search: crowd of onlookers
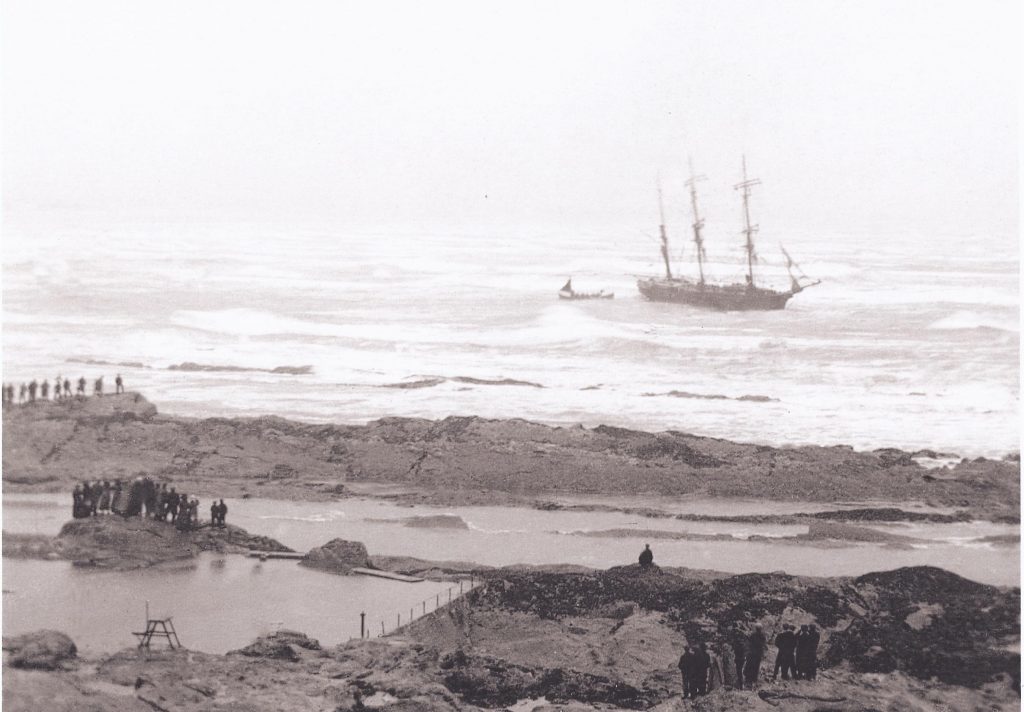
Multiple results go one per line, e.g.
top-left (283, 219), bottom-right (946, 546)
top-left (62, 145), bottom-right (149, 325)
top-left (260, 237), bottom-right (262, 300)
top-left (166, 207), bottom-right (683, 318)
top-left (71, 478), bottom-right (227, 532)
top-left (3, 374), bottom-right (125, 404)
top-left (641, 545), bottom-right (820, 696)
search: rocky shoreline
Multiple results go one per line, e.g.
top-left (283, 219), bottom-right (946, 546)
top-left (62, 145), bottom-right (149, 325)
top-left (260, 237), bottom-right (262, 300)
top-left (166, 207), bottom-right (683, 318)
top-left (2, 393), bottom-right (1019, 520)
top-left (4, 563), bottom-right (1019, 711)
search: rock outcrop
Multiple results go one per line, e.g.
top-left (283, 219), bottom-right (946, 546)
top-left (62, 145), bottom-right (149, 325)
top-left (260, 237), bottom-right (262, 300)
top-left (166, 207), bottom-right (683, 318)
top-left (2, 394), bottom-right (1018, 518)
top-left (44, 515), bottom-right (291, 569)
top-left (228, 630), bottom-right (321, 661)
top-left (299, 538), bottom-right (371, 574)
top-left (2, 630), bottom-right (77, 670)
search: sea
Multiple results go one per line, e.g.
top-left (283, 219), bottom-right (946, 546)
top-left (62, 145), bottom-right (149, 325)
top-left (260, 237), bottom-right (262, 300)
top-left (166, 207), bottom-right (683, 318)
top-left (2, 215), bottom-right (1018, 458)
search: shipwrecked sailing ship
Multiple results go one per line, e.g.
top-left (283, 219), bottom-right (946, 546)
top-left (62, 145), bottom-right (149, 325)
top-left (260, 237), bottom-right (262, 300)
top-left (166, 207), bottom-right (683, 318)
top-left (637, 158), bottom-right (819, 311)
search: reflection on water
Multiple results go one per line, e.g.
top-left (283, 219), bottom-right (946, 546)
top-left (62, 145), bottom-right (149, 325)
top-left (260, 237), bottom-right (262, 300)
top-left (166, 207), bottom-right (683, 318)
top-left (2, 556), bottom-right (454, 654)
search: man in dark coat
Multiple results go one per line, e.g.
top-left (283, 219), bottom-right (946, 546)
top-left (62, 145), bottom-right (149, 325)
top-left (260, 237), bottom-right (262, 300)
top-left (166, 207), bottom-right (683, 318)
top-left (638, 544), bottom-right (653, 567)
top-left (217, 499), bottom-right (228, 527)
top-left (693, 642), bottom-right (711, 695)
top-left (796, 625), bottom-right (820, 680)
top-left (772, 624), bottom-right (798, 680)
top-left (678, 645), bottom-right (696, 699)
top-left (743, 625), bottom-right (767, 689)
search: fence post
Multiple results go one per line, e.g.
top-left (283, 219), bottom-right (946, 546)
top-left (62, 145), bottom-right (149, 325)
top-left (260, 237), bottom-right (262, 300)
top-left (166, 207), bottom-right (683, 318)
top-left (360, 612), bottom-right (365, 639)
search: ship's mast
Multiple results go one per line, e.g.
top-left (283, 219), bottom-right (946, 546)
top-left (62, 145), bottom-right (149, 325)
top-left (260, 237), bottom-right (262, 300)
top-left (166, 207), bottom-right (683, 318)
top-left (657, 182), bottom-right (673, 280)
top-left (686, 158), bottom-right (707, 286)
top-left (734, 155), bottom-right (760, 288)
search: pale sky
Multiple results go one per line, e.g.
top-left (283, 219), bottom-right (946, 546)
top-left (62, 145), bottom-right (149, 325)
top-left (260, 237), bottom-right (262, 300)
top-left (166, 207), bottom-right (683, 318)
top-left (2, 0), bottom-right (1019, 237)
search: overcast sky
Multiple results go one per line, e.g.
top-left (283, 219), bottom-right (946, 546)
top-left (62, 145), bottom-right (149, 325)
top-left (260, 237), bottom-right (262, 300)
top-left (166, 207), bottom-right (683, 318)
top-left (2, 0), bottom-right (1019, 237)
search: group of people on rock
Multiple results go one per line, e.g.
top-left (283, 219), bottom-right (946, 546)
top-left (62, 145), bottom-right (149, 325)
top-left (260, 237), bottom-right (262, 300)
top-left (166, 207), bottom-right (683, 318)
top-left (770, 623), bottom-right (821, 682)
top-left (677, 622), bottom-right (820, 697)
top-left (3, 374), bottom-right (125, 405)
top-left (639, 545), bottom-right (821, 696)
top-left (70, 480), bottom-right (227, 532)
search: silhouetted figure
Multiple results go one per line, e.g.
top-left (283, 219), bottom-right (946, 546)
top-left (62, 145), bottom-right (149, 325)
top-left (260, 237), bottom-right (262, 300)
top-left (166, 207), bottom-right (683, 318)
top-left (678, 646), bottom-right (696, 699)
top-left (793, 625), bottom-right (808, 678)
top-left (796, 625), bottom-right (819, 680)
top-left (98, 481), bottom-right (112, 514)
top-left (743, 625), bottom-right (767, 689)
top-left (218, 499), bottom-right (227, 527)
top-left (28, 380), bottom-right (37, 401)
top-left (63, 379), bottom-right (71, 397)
top-left (638, 543), bottom-right (653, 567)
top-left (772, 624), bottom-right (798, 680)
top-left (707, 643), bottom-right (726, 691)
top-left (54, 376), bottom-right (63, 399)
top-left (732, 630), bottom-right (747, 688)
top-left (111, 480), bottom-right (125, 516)
top-left (41, 380), bottom-right (50, 400)
top-left (693, 643), bottom-right (711, 696)
top-left (210, 501), bottom-right (218, 525)
top-left (77, 377), bottom-right (86, 395)
top-left (115, 373), bottom-right (124, 394)
top-left (19, 383), bottom-right (27, 403)
top-left (168, 488), bottom-right (179, 522)
top-left (94, 376), bottom-right (104, 396)
top-left (72, 484), bottom-right (84, 518)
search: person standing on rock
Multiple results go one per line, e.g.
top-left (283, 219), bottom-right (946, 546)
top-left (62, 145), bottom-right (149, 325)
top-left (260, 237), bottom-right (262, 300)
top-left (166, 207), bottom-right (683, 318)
top-left (218, 499), bottom-right (228, 527)
top-left (772, 624), bottom-right (798, 681)
top-left (693, 642), bottom-right (711, 695)
top-left (63, 378), bottom-right (71, 398)
top-left (41, 380), bottom-right (50, 400)
top-left (706, 642), bottom-right (726, 692)
top-left (638, 543), bottom-right (653, 567)
top-left (796, 625), bottom-right (820, 680)
top-left (678, 645), bottom-right (696, 699)
top-left (94, 376), bottom-right (103, 396)
top-left (19, 383), bottom-right (27, 403)
top-left (115, 373), bottom-right (124, 394)
top-left (77, 377), bottom-right (86, 395)
top-left (98, 481), bottom-right (112, 514)
top-left (54, 375), bottom-right (63, 399)
top-left (28, 380), bottom-right (37, 402)
top-left (743, 625), bottom-right (767, 689)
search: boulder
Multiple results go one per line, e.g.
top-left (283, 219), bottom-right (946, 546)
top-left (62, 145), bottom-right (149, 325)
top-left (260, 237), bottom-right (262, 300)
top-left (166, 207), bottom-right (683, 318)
top-left (228, 630), bottom-right (320, 661)
top-left (300, 538), bottom-right (371, 574)
top-left (3, 630), bottom-right (77, 669)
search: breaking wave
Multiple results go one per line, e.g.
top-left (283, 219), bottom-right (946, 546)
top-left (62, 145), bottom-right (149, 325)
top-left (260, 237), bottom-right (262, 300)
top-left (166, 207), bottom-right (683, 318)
top-left (928, 310), bottom-right (1019, 333)
top-left (642, 390), bottom-right (778, 403)
top-left (167, 362), bottom-right (313, 375)
top-left (379, 375), bottom-right (544, 389)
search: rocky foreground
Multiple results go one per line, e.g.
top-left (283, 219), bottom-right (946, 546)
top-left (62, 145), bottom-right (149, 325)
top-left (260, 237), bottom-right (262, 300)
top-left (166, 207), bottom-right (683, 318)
top-left (2, 394), bottom-right (1019, 519)
top-left (3, 564), bottom-right (1019, 711)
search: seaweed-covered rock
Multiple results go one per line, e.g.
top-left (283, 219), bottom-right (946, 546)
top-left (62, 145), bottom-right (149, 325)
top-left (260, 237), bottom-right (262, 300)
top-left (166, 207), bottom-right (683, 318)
top-left (3, 630), bottom-right (77, 670)
top-left (228, 630), bottom-right (319, 661)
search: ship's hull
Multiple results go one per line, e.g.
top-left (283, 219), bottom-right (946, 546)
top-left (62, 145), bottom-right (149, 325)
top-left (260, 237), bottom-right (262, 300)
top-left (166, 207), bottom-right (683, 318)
top-left (637, 277), bottom-right (794, 311)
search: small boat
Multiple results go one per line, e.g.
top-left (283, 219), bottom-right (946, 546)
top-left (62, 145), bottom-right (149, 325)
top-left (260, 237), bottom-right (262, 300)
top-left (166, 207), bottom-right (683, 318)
top-left (558, 278), bottom-right (614, 300)
top-left (637, 157), bottom-right (819, 311)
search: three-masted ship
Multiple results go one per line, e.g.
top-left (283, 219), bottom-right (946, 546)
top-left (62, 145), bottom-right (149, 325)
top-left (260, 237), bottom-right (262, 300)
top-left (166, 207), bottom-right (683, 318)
top-left (637, 158), bottom-right (818, 311)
